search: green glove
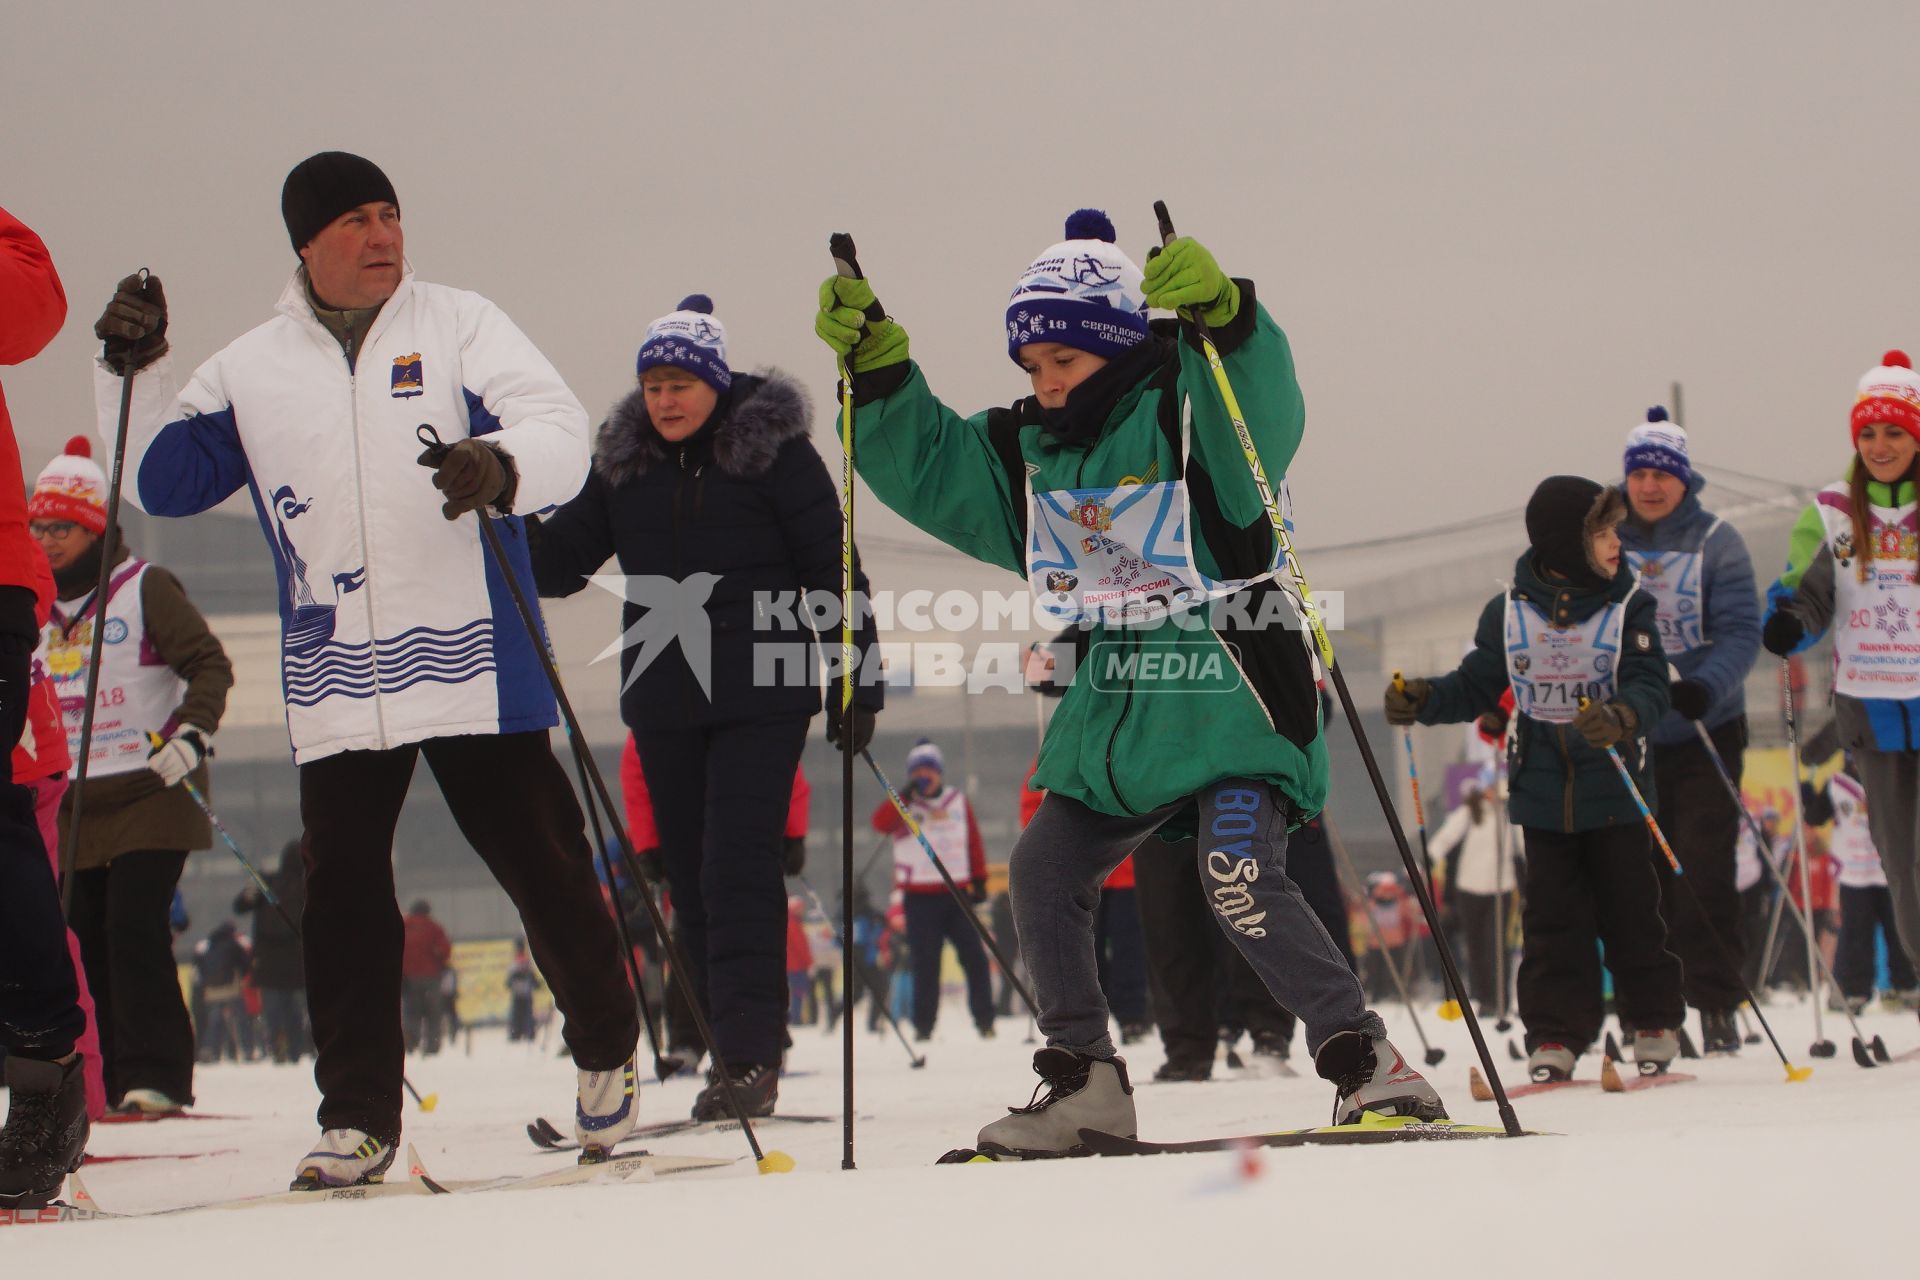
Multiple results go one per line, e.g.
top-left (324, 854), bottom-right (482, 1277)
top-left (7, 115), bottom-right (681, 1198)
top-left (815, 276), bottom-right (910, 374)
top-left (1142, 237), bottom-right (1239, 327)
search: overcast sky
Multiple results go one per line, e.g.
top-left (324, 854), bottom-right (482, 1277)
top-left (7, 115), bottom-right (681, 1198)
top-left (5, 0), bottom-right (1915, 579)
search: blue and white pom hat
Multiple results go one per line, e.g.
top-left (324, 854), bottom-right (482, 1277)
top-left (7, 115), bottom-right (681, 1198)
top-left (636, 294), bottom-right (731, 392)
top-left (906, 739), bottom-right (945, 775)
top-left (1005, 209), bottom-right (1148, 364)
top-left (1623, 406), bottom-right (1691, 486)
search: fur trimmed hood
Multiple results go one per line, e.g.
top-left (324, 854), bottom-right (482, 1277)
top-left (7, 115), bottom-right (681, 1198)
top-left (594, 368), bottom-right (812, 486)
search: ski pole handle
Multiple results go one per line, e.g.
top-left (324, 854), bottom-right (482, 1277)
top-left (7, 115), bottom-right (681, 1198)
top-left (828, 233), bottom-right (886, 324)
top-left (1152, 200), bottom-right (1178, 249)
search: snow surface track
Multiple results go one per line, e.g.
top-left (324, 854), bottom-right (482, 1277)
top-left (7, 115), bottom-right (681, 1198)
top-left (6, 998), bottom-right (1911, 1277)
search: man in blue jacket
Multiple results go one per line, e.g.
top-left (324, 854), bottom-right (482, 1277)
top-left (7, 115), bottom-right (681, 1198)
top-left (1617, 410), bottom-right (1761, 1054)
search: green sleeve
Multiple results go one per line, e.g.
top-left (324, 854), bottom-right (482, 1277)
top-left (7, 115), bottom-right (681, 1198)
top-left (1776, 500), bottom-right (1826, 592)
top-left (1175, 298), bottom-right (1306, 533)
top-left (851, 362), bottom-right (1025, 574)
top-left (1420, 596), bottom-right (1511, 725)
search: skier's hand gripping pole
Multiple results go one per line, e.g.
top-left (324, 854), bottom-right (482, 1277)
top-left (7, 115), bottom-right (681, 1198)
top-left (415, 425), bottom-right (792, 1173)
top-left (1153, 201), bottom-right (1517, 1132)
top-left (1578, 698), bottom-right (1812, 1084)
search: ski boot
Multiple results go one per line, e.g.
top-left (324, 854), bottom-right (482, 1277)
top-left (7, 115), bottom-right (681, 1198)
top-left (0, 1055), bottom-right (89, 1210)
top-left (690, 1062), bottom-right (778, 1121)
top-left (1630, 1028), bottom-right (1678, 1076)
top-left (970, 1048), bottom-right (1135, 1159)
top-left (1527, 1043), bottom-right (1575, 1083)
top-left (109, 1087), bottom-right (187, 1119)
top-left (290, 1129), bottom-right (396, 1190)
top-left (1153, 1051), bottom-right (1213, 1083)
top-left (1248, 1030), bottom-right (1297, 1078)
top-left (574, 1056), bottom-right (637, 1162)
top-left (1700, 1009), bottom-right (1741, 1056)
top-left (1885, 988), bottom-right (1920, 1013)
top-left (663, 1044), bottom-right (704, 1078)
top-left (1118, 1021), bottom-right (1153, 1046)
top-left (1317, 1032), bottom-right (1448, 1124)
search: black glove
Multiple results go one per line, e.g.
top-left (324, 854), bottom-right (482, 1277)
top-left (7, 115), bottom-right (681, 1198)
top-left (781, 835), bottom-right (806, 877)
top-left (967, 879), bottom-right (988, 906)
top-left (1475, 707), bottom-right (1510, 740)
top-left (1668, 679), bottom-right (1711, 722)
top-left (1383, 677), bottom-right (1431, 727)
top-left (94, 272), bottom-right (169, 375)
top-left (1762, 610), bottom-right (1805, 657)
top-left (826, 704), bottom-right (876, 755)
top-left (1572, 699), bottom-right (1637, 749)
top-left (417, 438), bottom-right (516, 520)
top-left (633, 846), bottom-right (665, 886)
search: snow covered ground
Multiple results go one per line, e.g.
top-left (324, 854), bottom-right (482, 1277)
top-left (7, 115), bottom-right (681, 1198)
top-left (7, 996), bottom-right (1913, 1277)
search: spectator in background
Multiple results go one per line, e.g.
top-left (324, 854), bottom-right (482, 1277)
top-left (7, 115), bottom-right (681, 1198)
top-left (1428, 784), bottom-right (1519, 1010)
top-left (506, 938), bottom-right (541, 1042)
top-left (785, 898), bottom-right (813, 1024)
top-left (193, 921), bottom-right (251, 1063)
top-left (234, 839), bottom-right (308, 1063)
top-left (400, 900), bottom-right (451, 1056)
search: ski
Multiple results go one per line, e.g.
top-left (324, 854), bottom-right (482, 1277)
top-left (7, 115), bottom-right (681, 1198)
top-left (526, 1112), bottom-right (832, 1154)
top-left (424, 1148), bottom-right (735, 1194)
top-left (1072, 1113), bottom-right (1536, 1156)
top-left (1469, 1067), bottom-right (1595, 1101)
top-left (95, 1110), bottom-right (245, 1125)
top-left (83, 1149), bottom-right (239, 1164)
top-left (1598, 1060), bottom-right (1697, 1093)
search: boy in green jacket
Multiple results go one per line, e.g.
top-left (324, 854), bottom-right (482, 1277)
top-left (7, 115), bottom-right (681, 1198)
top-left (816, 209), bottom-right (1443, 1156)
top-left (1387, 477), bottom-right (1685, 1083)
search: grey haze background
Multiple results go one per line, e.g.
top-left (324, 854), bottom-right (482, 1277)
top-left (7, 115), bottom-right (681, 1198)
top-left (2, 2), bottom-right (1914, 940)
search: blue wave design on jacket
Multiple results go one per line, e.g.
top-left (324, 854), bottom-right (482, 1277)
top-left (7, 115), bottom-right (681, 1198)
top-left (283, 620), bottom-right (496, 707)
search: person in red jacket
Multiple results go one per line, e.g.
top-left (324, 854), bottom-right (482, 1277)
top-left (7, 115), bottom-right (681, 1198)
top-left (785, 897), bottom-right (814, 1024)
top-left (0, 204), bottom-right (93, 1210)
top-left (400, 900), bottom-right (453, 1055)
top-left (874, 739), bottom-right (994, 1040)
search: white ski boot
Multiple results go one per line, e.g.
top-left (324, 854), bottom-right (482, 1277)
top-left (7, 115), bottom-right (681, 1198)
top-left (1317, 1032), bottom-right (1448, 1124)
top-left (1527, 1043), bottom-right (1576, 1083)
top-left (575, 1057), bottom-right (638, 1158)
top-left (973, 1048), bottom-right (1135, 1159)
top-left (109, 1087), bottom-right (186, 1118)
top-left (291, 1128), bottom-right (396, 1190)
top-left (1630, 1028), bottom-right (1678, 1076)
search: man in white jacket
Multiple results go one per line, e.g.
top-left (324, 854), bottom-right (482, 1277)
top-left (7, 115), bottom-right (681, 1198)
top-left (89, 152), bottom-right (639, 1186)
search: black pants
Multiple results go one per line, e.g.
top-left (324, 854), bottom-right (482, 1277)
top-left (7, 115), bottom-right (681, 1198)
top-left (634, 715), bottom-right (808, 1068)
top-left (1451, 891), bottom-right (1502, 1007)
top-left (401, 975), bottom-right (444, 1054)
top-left (1835, 884), bottom-right (1919, 998)
top-left (0, 637), bottom-right (82, 1061)
top-left (1651, 718), bottom-right (1747, 1011)
top-left (1135, 822), bottom-right (1354, 1060)
top-left (301, 732), bottom-right (637, 1138)
top-left (903, 892), bottom-right (995, 1035)
top-left (1517, 825), bottom-right (1685, 1054)
top-left (69, 849), bottom-right (194, 1104)
top-left (1094, 886), bottom-right (1148, 1025)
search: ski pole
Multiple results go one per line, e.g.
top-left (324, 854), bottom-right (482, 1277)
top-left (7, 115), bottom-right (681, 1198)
top-left (1153, 200), bottom-right (1515, 1133)
top-left (1581, 700), bottom-right (1811, 1082)
top-left (564, 728), bottom-right (675, 1082)
top-left (829, 229), bottom-right (882, 1173)
top-left (1324, 815), bottom-right (1444, 1066)
top-left (1394, 673), bottom-right (1458, 1021)
top-left (415, 426), bottom-right (790, 1175)
top-left (1780, 662), bottom-right (1837, 1059)
top-left (1688, 717), bottom-right (1885, 1064)
top-left (153, 734), bottom-right (441, 1111)
top-left (860, 749), bottom-right (1039, 1019)
top-left (60, 273), bottom-right (146, 915)
top-left (794, 876), bottom-right (925, 1069)
top-left (1491, 773), bottom-right (1513, 1032)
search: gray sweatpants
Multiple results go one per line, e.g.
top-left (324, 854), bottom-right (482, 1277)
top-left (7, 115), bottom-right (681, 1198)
top-left (1012, 778), bottom-right (1384, 1060)
top-left (1853, 748), bottom-right (1920, 977)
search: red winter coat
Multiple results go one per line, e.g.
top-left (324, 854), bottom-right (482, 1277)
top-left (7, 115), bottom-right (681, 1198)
top-left (0, 206), bottom-right (66, 596)
top-left (401, 911), bottom-right (453, 978)
top-left (619, 733), bottom-right (809, 847)
top-left (786, 902), bottom-right (812, 973)
top-left (1019, 756), bottom-right (1131, 888)
top-left (13, 542), bottom-right (70, 784)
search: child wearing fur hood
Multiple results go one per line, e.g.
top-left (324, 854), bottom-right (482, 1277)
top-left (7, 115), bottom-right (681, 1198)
top-left (1387, 476), bottom-right (1684, 1084)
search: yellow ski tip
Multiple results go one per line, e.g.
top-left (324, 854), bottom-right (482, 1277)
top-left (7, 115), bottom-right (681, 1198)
top-left (1785, 1064), bottom-right (1813, 1083)
top-left (419, 1094), bottom-right (439, 1113)
top-left (756, 1150), bottom-right (796, 1174)
top-left (1468, 1067), bottom-right (1493, 1103)
top-left (1599, 1056), bottom-right (1626, 1092)
top-left (1437, 1000), bottom-right (1463, 1022)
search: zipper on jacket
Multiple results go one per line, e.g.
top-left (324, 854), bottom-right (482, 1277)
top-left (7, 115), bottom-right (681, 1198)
top-left (344, 368), bottom-right (388, 746)
top-left (1554, 724), bottom-right (1574, 832)
top-left (1103, 628), bottom-right (1139, 815)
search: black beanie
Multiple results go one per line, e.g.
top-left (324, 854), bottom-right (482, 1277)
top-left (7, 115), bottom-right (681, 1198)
top-left (281, 152), bottom-right (399, 252)
top-left (1526, 475), bottom-right (1621, 588)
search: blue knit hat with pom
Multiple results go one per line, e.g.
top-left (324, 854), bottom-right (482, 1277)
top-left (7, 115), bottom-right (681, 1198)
top-left (1005, 209), bottom-right (1148, 364)
top-left (1623, 406), bottom-right (1690, 485)
top-left (636, 294), bottom-right (731, 392)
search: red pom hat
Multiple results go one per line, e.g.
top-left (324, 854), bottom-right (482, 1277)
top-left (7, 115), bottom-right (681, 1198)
top-left (1852, 350), bottom-right (1920, 444)
top-left (28, 435), bottom-right (108, 535)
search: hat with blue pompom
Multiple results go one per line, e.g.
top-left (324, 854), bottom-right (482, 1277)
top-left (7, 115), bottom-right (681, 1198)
top-left (1623, 406), bottom-right (1690, 486)
top-left (1005, 209), bottom-right (1148, 364)
top-left (636, 294), bottom-right (731, 392)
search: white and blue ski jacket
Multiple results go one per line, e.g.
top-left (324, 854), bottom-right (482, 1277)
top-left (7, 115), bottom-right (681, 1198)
top-left (95, 266), bottom-right (588, 764)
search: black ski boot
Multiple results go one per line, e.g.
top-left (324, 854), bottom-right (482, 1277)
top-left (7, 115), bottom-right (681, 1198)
top-left (1700, 1009), bottom-right (1740, 1056)
top-left (0, 1055), bottom-right (88, 1210)
top-left (691, 1062), bottom-right (778, 1121)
